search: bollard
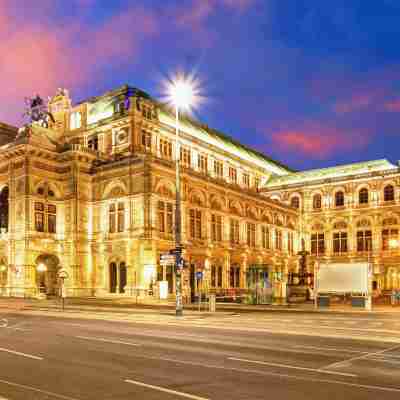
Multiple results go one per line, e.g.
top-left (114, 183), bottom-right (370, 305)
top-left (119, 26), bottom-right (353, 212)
top-left (209, 294), bottom-right (216, 312)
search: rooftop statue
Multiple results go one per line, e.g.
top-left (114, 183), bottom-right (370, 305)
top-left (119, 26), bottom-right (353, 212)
top-left (23, 94), bottom-right (55, 129)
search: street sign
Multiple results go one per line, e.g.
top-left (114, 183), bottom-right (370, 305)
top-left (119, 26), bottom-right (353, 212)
top-left (196, 271), bottom-right (203, 280)
top-left (160, 253), bottom-right (176, 265)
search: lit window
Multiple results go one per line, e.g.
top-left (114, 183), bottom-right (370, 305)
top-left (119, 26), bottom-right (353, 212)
top-left (313, 194), bottom-right (322, 209)
top-left (246, 222), bottom-right (256, 247)
top-left (211, 214), bottom-right (222, 242)
top-left (242, 173), bottom-right (250, 188)
top-left (290, 196), bottom-right (300, 209)
top-left (198, 154), bottom-right (208, 174)
top-left (230, 219), bottom-right (240, 244)
top-left (214, 160), bottom-right (224, 179)
top-left (335, 191), bottom-right (345, 207)
top-left (70, 112), bottom-right (82, 130)
top-left (117, 203), bottom-right (125, 232)
top-left (275, 229), bottom-right (282, 250)
top-left (357, 230), bottom-right (372, 252)
top-left (180, 147), bottom-right (191, 168)
top-left (359, 188), bottom-right (369, 204)
top-left (189, 209), bottom-right (202, 239)
top-left (261, 226), bottom-right (270, 249)
top-left (333, 231), bottom-right (347, 253)
top-left (159, 138), bottom-right (172, 159)
top-left (382, 229), bottom-right (398, 250)
top-left (230, 265), bottom-right (240, 288)
top-left (384, 185), bottom-right (395, 202)
top-left (141, 131), bottom-right (151, 150)
top-left (311, 233), bottom-right (325, 255)
top-left (229, 167), bottom-right (237, 184)
top-left (35, 202), bottom-right (56, 233)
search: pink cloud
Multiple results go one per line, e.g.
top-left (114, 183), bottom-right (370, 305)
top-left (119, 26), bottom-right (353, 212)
top-left (333, 94), bottom-right (375, 114)
top-left (384, 99), bottom-right (400, 112)
top-left (0, 5), bottom-right (159, 125)
top-left (268, 123), bottom-right (370, 159)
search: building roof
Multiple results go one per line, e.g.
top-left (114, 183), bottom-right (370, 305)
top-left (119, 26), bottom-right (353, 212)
top-left (77, 84), bottom-right (294, 175)
top-left (0, 122), bottom-right (18, 146)
top-left (265, 159), bottom-right (398, 188)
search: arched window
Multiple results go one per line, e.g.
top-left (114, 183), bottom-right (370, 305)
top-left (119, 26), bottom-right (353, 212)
top-left (359, 188), bottom-right (369, 204)
top-left (384, 185), bottom-right (395, 202)
top-left (290, 196), bottom-right (300, 209)
top-left (313, 194), bottom-right (322, 209)
top-left (335, 191), bottom-right (344, 207)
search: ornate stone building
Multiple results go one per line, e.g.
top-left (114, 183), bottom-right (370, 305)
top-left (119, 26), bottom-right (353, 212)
top-left (263, 160), bottom-right (400, 293)
top-left (0, 86), bottom-right (299, 299)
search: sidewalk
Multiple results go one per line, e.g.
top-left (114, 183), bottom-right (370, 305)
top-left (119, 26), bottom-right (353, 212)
top-left (1, 297), bottom-right (400, 316)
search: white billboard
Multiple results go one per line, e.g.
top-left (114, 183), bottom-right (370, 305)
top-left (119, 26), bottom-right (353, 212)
top-left (317, 263), bottom-right (369, 294)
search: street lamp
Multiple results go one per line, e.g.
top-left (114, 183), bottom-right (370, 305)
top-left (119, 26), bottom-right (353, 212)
top-left (165, 74), bottom-right (198, 317)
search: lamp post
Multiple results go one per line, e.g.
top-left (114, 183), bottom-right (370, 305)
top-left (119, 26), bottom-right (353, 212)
top-left (166, 76), bottom-right (196, 317)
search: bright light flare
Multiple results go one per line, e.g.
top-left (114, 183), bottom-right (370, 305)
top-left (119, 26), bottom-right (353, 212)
top-left (37, 263), bottom-right (47, 272)
top-left (389, 238), bottom-right (399, 249)
top-left (162, 72), bottom-right (203, 112)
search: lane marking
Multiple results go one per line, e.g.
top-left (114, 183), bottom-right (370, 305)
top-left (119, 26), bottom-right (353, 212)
top-left (75, 335), bottom-right (140, 347)
top-left (292, 345), bottom-right (369, 354)
top-left (124, 354), bottom-right (400, 393)
top-left (0, 347), bottom-right (43, 361)
top-left (322, 343), bottom-right (400, 371)
top-left (0, 319), bottom-right (7, 328)
top-left (125, 379), bottom-right (210, 400)
top-left (227, 357), bottom-right (357, 377)
top-left (0, 378), bottom-right (80, 400)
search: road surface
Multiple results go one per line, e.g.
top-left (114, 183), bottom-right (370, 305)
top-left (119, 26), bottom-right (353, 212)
top-left (0, 308), bottom-right (399, 399)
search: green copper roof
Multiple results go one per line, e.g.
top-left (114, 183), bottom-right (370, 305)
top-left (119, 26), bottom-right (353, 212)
top-left (265, 159), bottom-right (398, 188)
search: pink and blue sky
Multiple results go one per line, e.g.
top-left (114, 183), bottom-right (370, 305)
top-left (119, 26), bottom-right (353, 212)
top-left (1, 0), bottom-right (400, 170)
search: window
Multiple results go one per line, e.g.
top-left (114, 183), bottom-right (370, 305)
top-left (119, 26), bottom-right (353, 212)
top-left (141, 131), bottom-right (151, 150)
top-left (335, 191), bottom-right (345, 207)
top-left (117, 203), bottom-right (125, 232)
top-left (160, 138), bottom-right (172, 159)
top-left (288, 232), bottom-right (294, 255)
top-left (230, 265), bottom-right (240, 288)
top-left (290, 196), bottom-right (300, 209)
top-left (229, 167), bottom-right (237, 184)
top-left (211, 214), bottom-right (223, 242)
top-left (158, 201), bottom-right (173, 234)
top-left (70, 112), bottom-right (82, 130)
top-left (109, 202), bottom-right (124, 233)
top-left (189, 209), bottom-right (202, 239)
top-left (35, 202), bottom-right (56, 233)
top-left (109, 204), bottom-right (116, 233)
top-left (180, 147), bottom-right (191, 168)
top-left (384, 185), bottom-right (395, 202)
top-left (246, 222), bottom-right (256, 247)
top-left (198, 154), bottom-right (208, 174)
top-left (37, 187), bottom-right (44, 196)
top-left (211, 265), bottom-right (223, 288)
top-left (359, 188), bottom-right (369, 204)
top-left (357, 230), bottom-right (372, 252)
top-left (230, 219), bottom-right (240, 244)
top-left (35, 202), bottom-right (44, 232)
top-left (261, 226), bottom-right (270, 249)
top-left (333, 232), bottom-right (348, 253)
top-left (87, 136), bottom-right (98, 151)
top-left (313, 194), bottom-right (322, 210)
top-left (382, 229), bottom-right (399, 250)
top-left (311, 233), bottom-right (325, 255)
top-left (275, 229), bottom-right (282, 250)
top-left (214, 160), bottom-right (224, 179)
top-left (242, 173), bottom-right (250, 188)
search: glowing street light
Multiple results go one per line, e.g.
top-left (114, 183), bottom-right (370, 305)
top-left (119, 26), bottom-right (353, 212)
top-left (37, 263), bottom-right (47, 273)
top-left (389, 238), bottom-right (399, 250)
top-left (164, 73), bottom-right (200, 317)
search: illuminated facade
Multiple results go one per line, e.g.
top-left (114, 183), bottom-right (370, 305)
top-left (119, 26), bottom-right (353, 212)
top-left (263, 160), bottom-right (400, 293)
top-left (0, 86), bottom-right (299, 298)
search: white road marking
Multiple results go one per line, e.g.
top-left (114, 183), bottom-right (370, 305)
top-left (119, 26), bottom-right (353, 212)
top-left (0, 378), bottom-right (80, 400)
top-left (126, 353), bottom-right (400, 393)
top-left (75, 335), bottom-right (140, 347)
top-left (292, 344), bottom-right (369, 354)
top-left (0, 347), bottom-right (43, 361)
top-left (322, 343), bottom-right (400, 370)
top-left (125, 379), bottom-right (210, 400)
top-left (228, 357), bottom-right (357, 377)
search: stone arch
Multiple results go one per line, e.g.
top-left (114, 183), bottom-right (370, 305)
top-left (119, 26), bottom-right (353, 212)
top-left (33, 181), bottom-right (62, 198)
top-left (228, 199), bottom-right (243, 216)
top-left (103, 180), bottom-right (128, 199)
top-left (246, 205), bottom-right (258, 220)
top-left (35, 253), bottom-right (61, 296)
top-left (189, 189), bottom-right (206, 207)
top-left (261, 210), bottom-right (272, 223)
top-left (154, 179), bottom-right (176, 200)
top-left (209, 194), bottom-right (225, 211)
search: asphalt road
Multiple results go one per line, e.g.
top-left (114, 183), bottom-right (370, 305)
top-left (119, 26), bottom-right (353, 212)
top-left (0, 309), bottom-right (400, 399)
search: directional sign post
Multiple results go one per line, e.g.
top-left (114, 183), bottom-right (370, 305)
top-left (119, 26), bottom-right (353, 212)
top-left (57, 268), bottom-right (69, 311)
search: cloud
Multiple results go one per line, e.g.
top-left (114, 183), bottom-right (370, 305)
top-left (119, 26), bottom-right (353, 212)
top-left (268, 123), bottom-right (370, 159)
top-left (0, 4), bottom-right (159, 125)
top-left (333, 94), bottom-right (375, 114)
top-left (384, 99), bottom-right (400, 112)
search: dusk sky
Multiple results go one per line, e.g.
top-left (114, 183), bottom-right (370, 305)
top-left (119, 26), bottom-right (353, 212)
top-left (1, 0), bottom-right (400, 171)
